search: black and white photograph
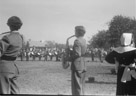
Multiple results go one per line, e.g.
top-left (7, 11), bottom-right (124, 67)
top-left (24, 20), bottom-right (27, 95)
top-left (0, 0), bottom-right (135, 95)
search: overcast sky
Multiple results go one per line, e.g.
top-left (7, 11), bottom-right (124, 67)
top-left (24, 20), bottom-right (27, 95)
top-left (0, 0), bottom-right (135, 44)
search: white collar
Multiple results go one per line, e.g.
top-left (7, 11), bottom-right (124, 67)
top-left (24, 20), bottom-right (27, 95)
top-left (113, 46), bottom-right (136, 53)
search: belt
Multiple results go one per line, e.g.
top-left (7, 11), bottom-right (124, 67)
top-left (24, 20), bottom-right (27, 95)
top-left (1, 55), bottom-right (16, 61)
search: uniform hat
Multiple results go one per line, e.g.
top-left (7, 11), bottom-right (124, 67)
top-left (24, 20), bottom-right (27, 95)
top-left (75, 26), bottom-right (86, 33)
top-left (7, 16), bottom-right (22, 26)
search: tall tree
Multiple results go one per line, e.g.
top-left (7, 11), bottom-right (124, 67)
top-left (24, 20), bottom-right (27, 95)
top-left (88, 15), bottom-right (136, 49)
top-left (88, 30), bottom-right (108, 49)
top-left (108, 15), bottom-right (136, 47)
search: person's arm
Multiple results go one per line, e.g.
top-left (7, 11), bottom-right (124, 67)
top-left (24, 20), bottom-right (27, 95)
top-left (70, 39), bottom-right (81, 61)
top-left (105, 51), bottom-right (116, 64)
top-left (0, 35), bottom-right (10, 57)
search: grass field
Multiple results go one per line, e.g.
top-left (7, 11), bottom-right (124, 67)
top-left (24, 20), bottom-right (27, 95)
top-left (16, 57), bottom-right (116, 95)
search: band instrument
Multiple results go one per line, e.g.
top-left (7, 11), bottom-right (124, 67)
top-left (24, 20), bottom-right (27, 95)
top-left (62, 35), bottom-right (75, 69)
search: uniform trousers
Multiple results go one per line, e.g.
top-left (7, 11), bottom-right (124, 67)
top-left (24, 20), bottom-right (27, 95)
top-left (0, 73), bottom-right (19, 94)
top-left (0, 60), bottom-right (19, 94)
top-left (71, 70), bottom-right (86, 95)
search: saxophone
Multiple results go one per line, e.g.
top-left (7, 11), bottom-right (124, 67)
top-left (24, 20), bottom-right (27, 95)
top-left (62, 35), bottom-right (75, 69)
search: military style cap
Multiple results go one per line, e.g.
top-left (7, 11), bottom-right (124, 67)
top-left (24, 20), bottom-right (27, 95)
top-left (75, 26), bottom-right (86, 33)
top-left (7, 16), bottom-right (23, 26)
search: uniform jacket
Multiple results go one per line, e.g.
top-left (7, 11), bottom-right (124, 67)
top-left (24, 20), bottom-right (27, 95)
top-left (0, 31), bottom-right (24, 74)
top-left (71, 37), bottom-right (87, 71)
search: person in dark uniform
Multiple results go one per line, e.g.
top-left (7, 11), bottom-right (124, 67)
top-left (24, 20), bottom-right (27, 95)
top-left (70, 26), bottom-right (87, 95)
top-left (25, 48), bottom-right (29, 61)
top-left (0, 16), bottom-right (24, 94)
top-left (38, 49), bottom-right (42, 61)
top-left (32, 46), bottom-right (36, 61)
top-left (43, 48), bottom-right (48, 61)
top-left (90, 48), bottom-right (95, 62)
top-left (105, 33), bottom-right (136, 95)
top-left (48, 49), bottom-right (53, 61)
top-left (20, 49), bottom-right (25, 61)
top-left (97, 48), bottom-right (102, 62)
top-left (54, 49), bottom-right (60, 61)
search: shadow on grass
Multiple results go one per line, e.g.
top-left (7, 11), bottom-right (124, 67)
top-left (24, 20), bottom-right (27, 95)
top-left (97, 72), bottom-right (117, 75)
top-left (68, 79), bottom-right (116, 84)
top-left (86, 80), bottom-right (116, 84)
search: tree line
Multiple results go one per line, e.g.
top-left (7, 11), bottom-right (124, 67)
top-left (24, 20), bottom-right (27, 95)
top-left (25, 15), bottom-right (136, 51)
top-left (88, 15), bottom-right (136, 50)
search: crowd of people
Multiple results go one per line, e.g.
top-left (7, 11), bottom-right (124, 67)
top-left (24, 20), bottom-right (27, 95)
top-left (18, 46), bottom-right (109, 64)
top-left (88, 48), bottom-right (108, 63)
top-left (0, 16), bottom-right (89, 95)
top-left (19, 47), bottom-right (63, 61)
top-left (0, 15), bottom-right (136, 96)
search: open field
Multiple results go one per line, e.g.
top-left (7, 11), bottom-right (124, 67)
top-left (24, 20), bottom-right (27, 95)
top-left (16, 57), bottom-right (116, 95)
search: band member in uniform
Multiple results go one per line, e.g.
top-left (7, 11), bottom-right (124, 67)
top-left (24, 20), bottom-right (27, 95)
top-left (44, 47), bottom-right (48, 61)
top-left (32, 46), bottom-right (36, 61)
top-left (38, 49), bottom-right (42, 61)
top-left (90, 48), bottom-right (95, 62)
top-left (25, 48), bottom-right (29, 61)
top-left (0, 16), bottom-right (24, 94)
top-left (98, 48), bottom-right (103, 63)
top-left (20, 49), bottom-right (25, 61)
top-left (70, 26), bottom-right (87, 95)
top-left (48, 49), bottom-right (53, 61)
top-left (54, 49), bottom-right (60, 61)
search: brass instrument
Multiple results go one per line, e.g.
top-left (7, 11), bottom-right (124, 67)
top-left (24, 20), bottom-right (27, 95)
top-left (62, 35), bottom-right (75, 69)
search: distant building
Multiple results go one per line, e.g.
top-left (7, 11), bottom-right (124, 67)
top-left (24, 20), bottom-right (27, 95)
top-left (28, 40), bottom-right (47, 49)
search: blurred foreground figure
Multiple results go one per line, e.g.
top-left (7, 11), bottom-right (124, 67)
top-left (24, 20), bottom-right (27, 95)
top-left (0, 16), bottom-right (25, 94)
top-left (105, 33), bottom-right (136, 95)
top-left (70, 26), bottom-right (87, 95)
